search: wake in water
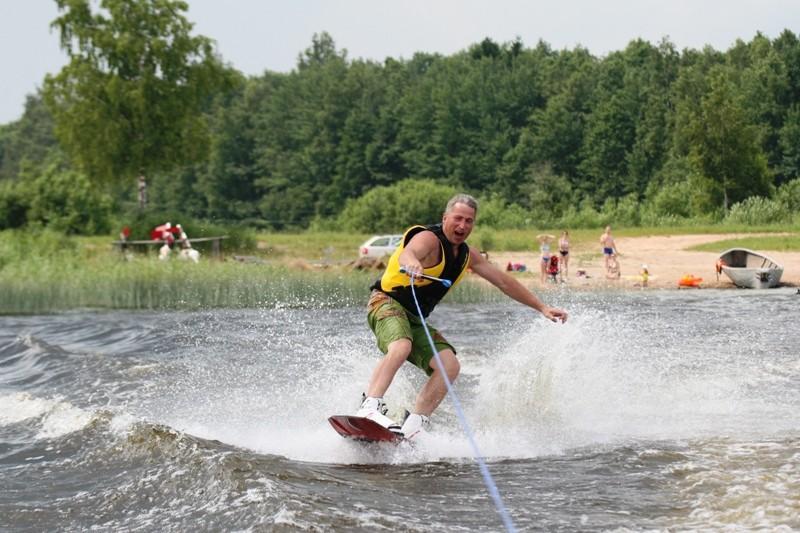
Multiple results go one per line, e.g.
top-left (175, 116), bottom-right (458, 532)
top-left (1, 292), bottom-right (799, 531)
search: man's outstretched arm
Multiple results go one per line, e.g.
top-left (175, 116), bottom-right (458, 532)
top-left (468, 248), bottom-right (568, 323)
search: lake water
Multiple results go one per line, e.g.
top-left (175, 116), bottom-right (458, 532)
top-left (1, 289), bottom-right (798, 531)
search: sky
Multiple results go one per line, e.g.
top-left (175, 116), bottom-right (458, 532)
top-left (1, 0), bottom-right (799, 124)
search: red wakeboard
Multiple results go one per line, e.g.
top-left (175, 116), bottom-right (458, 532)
top-left (328, 415), bottom-right (402, 443)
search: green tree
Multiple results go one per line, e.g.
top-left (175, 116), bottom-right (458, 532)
top-left (0, 93), bottom-right (61, 182)
top-left (517, 164), bottom-right (575, 225)
top-left (779, 105), bottom-right (800, 180)
top-left (254, 32), bottom-right (351, 227)
top-left (43, 0), bottom-right (236, 208)
top-left (734, 34), bottom-right (790, 178)
top-left (686, 68), bottom-right (772, 210)
top-left (195, 73), bottom-right (265, 221)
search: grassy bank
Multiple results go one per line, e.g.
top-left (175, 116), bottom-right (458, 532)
top-left (688, 234), bottom-right (800, 253)
top-left (0, 230), bottom-right (502, 313)
top-left (0, 258), bottom-right (500, 314)
top-left (2, 225), bottom-right (797, 314)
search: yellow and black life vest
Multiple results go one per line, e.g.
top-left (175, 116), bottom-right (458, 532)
top-left (372, 224), bottom-right (470, 317)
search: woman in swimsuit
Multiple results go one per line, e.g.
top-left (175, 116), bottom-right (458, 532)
top-left (537, 234), bottom-right (553, 285)
top-left (558, 231), bottom-right (570, 281)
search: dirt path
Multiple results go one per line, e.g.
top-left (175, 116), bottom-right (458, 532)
top-left (489, 233), bottom-right (799, 290)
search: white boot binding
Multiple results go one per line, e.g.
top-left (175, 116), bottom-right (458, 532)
top-left (400, 410), bottom-right (430, 440)
top-left (356, 395), bottom-right (401, 434)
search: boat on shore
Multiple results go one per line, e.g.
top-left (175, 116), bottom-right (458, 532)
top-left (718, 248), bottom-right (784, 289)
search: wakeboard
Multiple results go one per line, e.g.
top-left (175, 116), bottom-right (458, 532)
top-left (328, 415), bottom-right (403, 443)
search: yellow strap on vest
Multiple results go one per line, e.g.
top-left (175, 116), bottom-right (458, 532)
top-left (379, 225), bottom-right (469, 291)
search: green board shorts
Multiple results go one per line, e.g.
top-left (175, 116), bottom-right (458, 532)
top-left (367, 290), bottom-right (455, 376)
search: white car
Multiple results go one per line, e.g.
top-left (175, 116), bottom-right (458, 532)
top-left (359, 234), bottom-right (402, 259)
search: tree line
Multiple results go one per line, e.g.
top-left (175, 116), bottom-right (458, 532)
top-left (1, 0), bottom-right (799, 235)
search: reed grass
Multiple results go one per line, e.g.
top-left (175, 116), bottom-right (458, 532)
top-left (0, 255), bottom-right (375, 314)
top-left (0, 257), bottom-right (503, 314)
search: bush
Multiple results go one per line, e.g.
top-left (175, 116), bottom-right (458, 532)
top-left (645, 179), bottom-right (695, 219)
top-left (519, 165), bottom-right (575, 226)
top-left (0, 181), bottom-right (30, 229)
top-left (639, 211), bottom-right (689, 227)
top-left (724, 196), bottom-right (791, 225)
top-left (776, 178), bottom-right (800, 212)
top-left (26, 166), bottom-right (113, 235)
top-left (191, 221), bottom-right (257, 252)
top-left (476, 194), bottom-right (529, 229)
top-left (0, 228), bottom-right (78, 270)
top-left (601, 194), bottom-right (641, 227)
top-left (338, 178), bottom-right (457, 232)
top-left (558, 198), bottom-right (603, 228)
top-left (471, 228), bottom-right (496, 251)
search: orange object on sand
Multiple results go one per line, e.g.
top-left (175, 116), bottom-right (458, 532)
top-left (678, 274), bottom-right (703, 288)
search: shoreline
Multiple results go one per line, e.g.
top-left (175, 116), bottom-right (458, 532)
top-left (484, 233), bottom-right (799, 290)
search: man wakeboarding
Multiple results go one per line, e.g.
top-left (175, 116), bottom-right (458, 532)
top-left (330, 194), bottom-right (567, 442)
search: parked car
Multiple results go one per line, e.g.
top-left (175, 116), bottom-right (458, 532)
top-left (359, 234), bottom-right (402, 259)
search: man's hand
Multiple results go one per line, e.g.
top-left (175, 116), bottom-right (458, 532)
top-left (400, 262), bottom-right (424, 278)
top-left (398, 230), bottom-right (440, 278)
top-left (542, 305), bottom-right (568, 323)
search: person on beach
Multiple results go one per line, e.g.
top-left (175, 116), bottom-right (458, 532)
top-left (600, 226), bottom-right (619, 276)
top-left (640, 264), bottom-right (649, 288)
top-left (153, 222), bottom-right (176, 261)
top-left (358, 194), bottom-right (568, 440)
top-left (176, 224), bottom-right (200, 263)
top-left (547, 253), bottom-right (560, 283)
top-left (537, 234), bottom-right (555, 285)
top-left (606, 253), bottom-right (621, 279)
top-left (558, 231), bottom-right (570, 281)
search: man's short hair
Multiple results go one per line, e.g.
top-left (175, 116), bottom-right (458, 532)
top-left (445, 193), bottom-right (479, 214)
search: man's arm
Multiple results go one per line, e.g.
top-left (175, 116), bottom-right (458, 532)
top-left (397, 230), bottom-right (441, 276)
top-left (468, 248), bottom-right (568, 323)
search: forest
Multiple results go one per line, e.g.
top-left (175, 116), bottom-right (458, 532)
top-left (1, 0), bottom-right (799, 237)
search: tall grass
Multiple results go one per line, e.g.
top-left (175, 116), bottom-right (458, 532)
top-left (0, 258), bottom-right (505, 315)
top-left (0, 257), bottom-right (375, 314)
top-left (0, 230), bottom-right (503, 314)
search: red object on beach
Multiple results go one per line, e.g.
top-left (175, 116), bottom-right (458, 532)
top-left (678, 274), bottom-right (703, 288)
top-left (548, 255), bottom-right (559, 275)
top-left (328, 415), bottom-right (402, 443)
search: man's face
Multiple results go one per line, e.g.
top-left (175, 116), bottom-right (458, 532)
top-left (442, 203), bottom-right (476, 245)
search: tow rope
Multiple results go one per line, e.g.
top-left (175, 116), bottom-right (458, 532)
top-left (408, 272), bottom-right (516, 533)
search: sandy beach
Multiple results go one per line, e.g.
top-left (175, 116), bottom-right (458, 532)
top-left (490, 233), bottom-right (799, 290)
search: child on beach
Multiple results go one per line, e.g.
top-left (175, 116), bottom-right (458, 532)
top-left (606, 253), bottom-right (621, 279)
top-left (547, 254), bottom-right (560, 283)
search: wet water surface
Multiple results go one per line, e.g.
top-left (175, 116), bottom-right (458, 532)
top-left (1, 289), bottom-right (798, 531)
